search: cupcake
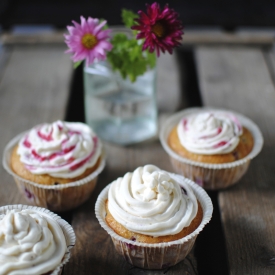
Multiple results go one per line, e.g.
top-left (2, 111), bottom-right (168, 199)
top-left (160, 107), bottom-right (264, 189)
top-left (3, 120), bottom-right (105, 211)
top-left (0, 204), bottom-right (75, 275)
top-left (95, 165), bottom-right (213, 269)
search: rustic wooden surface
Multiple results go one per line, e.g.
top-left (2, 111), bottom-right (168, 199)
top-left (0, 45), bottom-right (72, 205)
top-left (0, 42), bottom-right (198, 274)
top-left (1, 31), bottom-right (275, 274)
top-left (195, 46), bottom-right (275, 274)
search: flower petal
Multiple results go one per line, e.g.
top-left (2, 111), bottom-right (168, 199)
top-left (133, 2), bottom-right (183, 56)
top-left (93, 20), bottom-right (106, 35)
top-left (64, 16), bottom-right (112, 66)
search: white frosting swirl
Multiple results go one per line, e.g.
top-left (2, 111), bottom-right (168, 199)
top-left (177, 111), bottom-right (243, 155)
top-left (108, 165), bottom-right (198, 237)
top-left (17, 120), bottom-right (102, 178)
top-left (0, 209), bottom-right (66, 275)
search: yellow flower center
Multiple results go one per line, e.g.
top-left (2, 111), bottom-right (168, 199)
top-left (151, 21), bottom-right (167, 38)
top-left (82, 34), bottom-right (98, 49)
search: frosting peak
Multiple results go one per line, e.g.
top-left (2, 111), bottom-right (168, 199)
top-left (177, 111), bottom-right (243, 155)
top-left (17, 120), bottom-right (102, 178)
top-left (142, 168), bottom-right (173, 202)
top-left (108, 165), bottom-right (198, 237)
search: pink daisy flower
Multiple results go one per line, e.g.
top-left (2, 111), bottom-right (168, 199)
top-left (64, 16), bottom-right (113, 66)
top-left (132, 2), bottom-right (183, 56)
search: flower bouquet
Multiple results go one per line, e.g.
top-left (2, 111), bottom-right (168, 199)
top-left (64, 2), bottom-right (183, 145)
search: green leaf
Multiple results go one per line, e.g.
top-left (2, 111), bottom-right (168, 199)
top-left (105, 8), bottom-right (156, 81)
top-left (121, 9), bottom-right (138, 28)
top-left (73, 60), bottom-right (82, 69)
top-left (107, 32), bottom-right (157, 82)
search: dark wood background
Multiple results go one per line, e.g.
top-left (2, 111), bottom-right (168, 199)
top-left (1, 0), bottom-right (275, 31)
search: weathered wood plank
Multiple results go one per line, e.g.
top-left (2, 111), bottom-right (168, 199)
top-left (184, 31), bottom-right (275, 46)
top-left (195, 46), bottom-right (275, 274)
top-left (0, 32), bottom-right (66, 45)
top-left (1, 30), bottom-right (274, 46)
top-left (0, 45), bottom-right (72, 206)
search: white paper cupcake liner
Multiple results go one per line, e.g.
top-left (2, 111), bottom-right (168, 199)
top-left (95, 174), bottom-right (213, 269)
top-left (0, 204), bottom-right (76, 275)
top-left (2, 132), bottom-right (106, 211)
top-left (159, 107), bottom-right (264, 189)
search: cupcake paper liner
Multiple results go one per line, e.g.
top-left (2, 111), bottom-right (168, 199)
top-left (159, 107), bottom-right (264, 190)
top-left (95, 174), bottom-right (213, 269)
top-left (2, 132), bottom-right (106, 212)
top-left (0, 204), bottom-right (76, 275)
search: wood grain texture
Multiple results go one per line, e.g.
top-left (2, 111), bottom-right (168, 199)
top-left (183, 31), bottom-right (275, 46)
top-left (195, 46), bottom-right (275, 274)
top-left (0, 45), bottom-right (72, 206)
top-left (1, 30), bottom-right (274, 47)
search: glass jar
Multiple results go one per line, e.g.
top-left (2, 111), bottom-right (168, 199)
top-left (83, 61), bottom-right (157, 145)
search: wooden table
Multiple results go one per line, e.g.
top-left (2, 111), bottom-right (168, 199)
top-left (0, 30), bottom-right (275, 275)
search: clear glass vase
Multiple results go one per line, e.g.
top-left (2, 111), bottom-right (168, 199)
top-left (83, 61), bottom-right (158, 145)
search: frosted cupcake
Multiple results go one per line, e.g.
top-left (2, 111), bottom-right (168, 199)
top-left (95, 165), bottom-right (212, 269)
top-left (160, 107), bottom-right (263, 189)
top-left (0, 204), bottom-right (75, 275)
top-left (3, 121), bottom-right (105, 211)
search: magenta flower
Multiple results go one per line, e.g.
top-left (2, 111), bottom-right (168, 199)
top-left (132, 2), bottom-right (183, 56)
top-left (64, 16), bottom-right (113, 66)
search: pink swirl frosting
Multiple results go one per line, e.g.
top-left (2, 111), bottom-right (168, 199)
top-left (177, 111), bottom-right (243, 155)
top-left (17, 121), bottom-right (102, 178)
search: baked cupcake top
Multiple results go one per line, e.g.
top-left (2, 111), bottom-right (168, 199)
top-left (177, 111), bottom-right (242, 155)
top-left (108, 165), bottom-right (198, 237)
top-left (17, 120), bottom-right (102, 178)
top-left (0, 209), bottom-right (66, 275)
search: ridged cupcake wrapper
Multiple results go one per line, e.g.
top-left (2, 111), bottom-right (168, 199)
top-left (169, 157), bottom-right (250, 189)
top-left (159, 107), bottom-right (264, 190)
top-left (0, 204), bottom-right (76, 275)
top-left (95, 175), bottom-right (213, 269)
top-left (2, 132), bottom-right (106, 212)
